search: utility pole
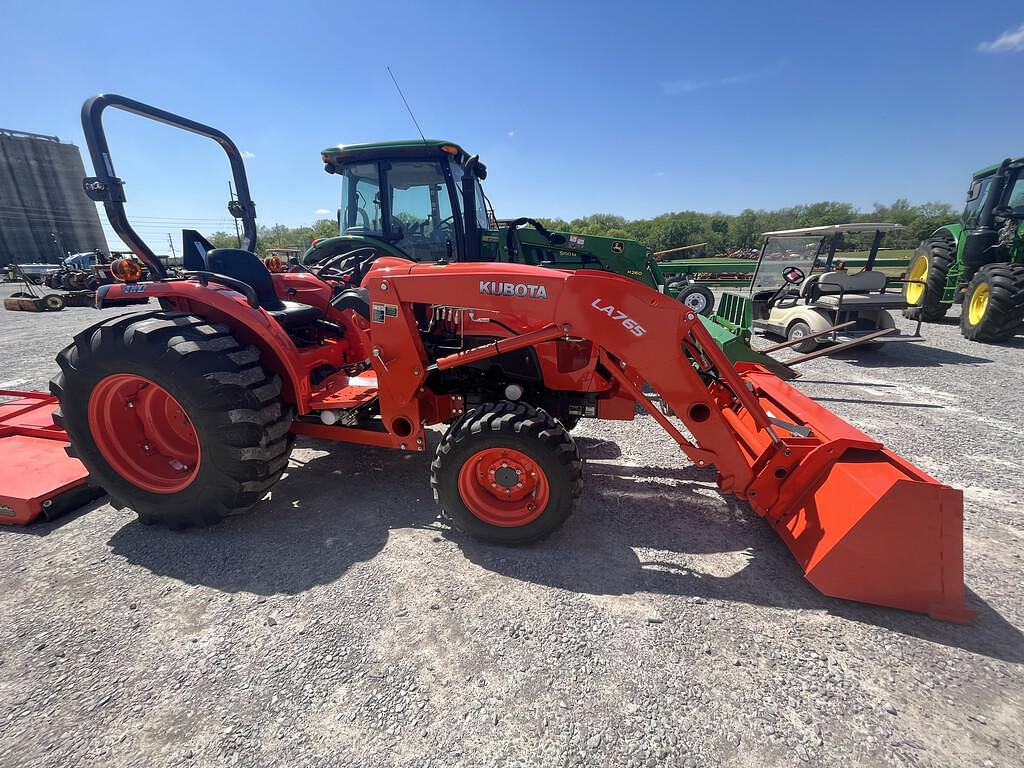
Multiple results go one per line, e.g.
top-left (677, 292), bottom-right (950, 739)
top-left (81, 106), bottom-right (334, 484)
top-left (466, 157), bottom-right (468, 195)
top-left (166, 233), bottom-right (177, 261)
top-left (228, 181), bottom-right (242, 248)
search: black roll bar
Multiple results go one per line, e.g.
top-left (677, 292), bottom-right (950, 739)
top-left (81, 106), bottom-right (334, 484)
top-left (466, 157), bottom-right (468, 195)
top-left (80, 94), bottom-right (258, 280)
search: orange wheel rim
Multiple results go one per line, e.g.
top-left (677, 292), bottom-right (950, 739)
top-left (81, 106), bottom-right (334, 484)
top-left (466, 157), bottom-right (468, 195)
top-left (88, 373), bottom-right (201, 493)
top-left (457, 448), bottom-right (549, 527)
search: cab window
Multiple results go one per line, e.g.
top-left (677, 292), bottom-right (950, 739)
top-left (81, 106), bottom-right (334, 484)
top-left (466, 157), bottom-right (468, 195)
top-left (387, 161), bottom-right (456, 262)
top-left (1006, 174), bottom-right (1024, 214)
top-left (962, 177), bottom-right (995, 229)
top-left (339, 162), bottom-right (382, 235)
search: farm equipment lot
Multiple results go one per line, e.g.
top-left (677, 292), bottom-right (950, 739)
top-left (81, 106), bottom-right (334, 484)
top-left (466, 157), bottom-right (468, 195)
top-left (0, 293), bottom-right (1022, 768)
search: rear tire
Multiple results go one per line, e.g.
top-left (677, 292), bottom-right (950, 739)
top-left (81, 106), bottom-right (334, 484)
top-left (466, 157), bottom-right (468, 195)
top-left (676, 284), bottom-right (715, 316)
top-left (431, 401), bottom-right (582, 545)
top-left (50, 312), bottom-right (293, 528)
top-left (903, 234), bottom-right (954, 321)
top-left (786, 320), bottom-right (817, 353)
top-left (960, 263), bottom-right (1024, 343)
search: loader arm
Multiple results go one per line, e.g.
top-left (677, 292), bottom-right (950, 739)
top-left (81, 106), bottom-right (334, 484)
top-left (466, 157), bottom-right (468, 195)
top-left (364, 258), bottom-right (973, 622)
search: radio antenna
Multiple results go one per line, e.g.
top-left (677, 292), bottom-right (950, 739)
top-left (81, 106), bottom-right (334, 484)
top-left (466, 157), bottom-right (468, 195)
top-left (386, 66), bottom-right (427, 144)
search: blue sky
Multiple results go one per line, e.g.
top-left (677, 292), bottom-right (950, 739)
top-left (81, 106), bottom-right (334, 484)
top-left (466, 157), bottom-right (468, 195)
top-left (3, 1), bottom-right (1023, 251)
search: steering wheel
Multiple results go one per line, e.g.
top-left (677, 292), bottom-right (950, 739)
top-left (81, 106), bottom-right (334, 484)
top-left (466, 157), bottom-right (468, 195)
top-left (766, 265), bottom-right (807, 309)
top-left (313, 247), bottom-right (378, 284)
top-left (782, 265), bottom-right (806, 284)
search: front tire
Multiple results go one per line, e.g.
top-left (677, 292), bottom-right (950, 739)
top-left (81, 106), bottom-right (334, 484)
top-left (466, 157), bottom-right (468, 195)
top-left (51, 312), bottom-right (293, 528)
top-left (960, 263), bottom-right (1024, 343)
top-left (903, 234), bottom-right (955, 321)
top-left (787, 320), bottom-right (817, 353)
top-left (431, 402), bottom-right (582, 545)
top-left (675, 284), bottom-right (715, 317)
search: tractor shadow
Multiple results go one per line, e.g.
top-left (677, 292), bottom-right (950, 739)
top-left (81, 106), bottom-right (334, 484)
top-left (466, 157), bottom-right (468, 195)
top-left (107, 436), bottom-right (444, 595)
top-left (811, 343), bottom-right (992, 370)
top-left (106, 437), bottom-right (1023, 664)
top-left (453, 459), bottom-right (1024, 664)
top-left (106, 433), bottom-right (620, 596)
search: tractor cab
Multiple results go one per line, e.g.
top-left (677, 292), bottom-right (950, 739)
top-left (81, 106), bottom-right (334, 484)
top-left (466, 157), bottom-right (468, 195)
top-left (319, 140), bottom-right (491, 265)
top-left (310, 140), bottom-right (669, 297)
top-left (954, 158), bottom-right (1024, 283)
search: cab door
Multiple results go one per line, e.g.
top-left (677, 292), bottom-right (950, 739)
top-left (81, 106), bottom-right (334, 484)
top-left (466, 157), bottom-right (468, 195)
top-left (384, 160), bottom-right (463, 262)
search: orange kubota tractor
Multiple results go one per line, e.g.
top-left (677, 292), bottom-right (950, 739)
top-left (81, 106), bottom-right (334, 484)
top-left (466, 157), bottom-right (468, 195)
top-left (1, 95), bottom-right (972, 623)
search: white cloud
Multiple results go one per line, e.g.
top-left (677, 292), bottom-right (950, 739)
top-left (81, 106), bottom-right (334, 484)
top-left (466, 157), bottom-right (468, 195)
top-left (661, 67), bottom-right (771, 95)
top-left (978, 23), bottom-right (1024, 53)
top-left (241, 150), bottom-right (256, 158)
top-left (314, 208), bottom-right (332, 216)
top-left (508, 130), bottom-right (515, 137)
top-left (654, 171), bottom-right (666, 177)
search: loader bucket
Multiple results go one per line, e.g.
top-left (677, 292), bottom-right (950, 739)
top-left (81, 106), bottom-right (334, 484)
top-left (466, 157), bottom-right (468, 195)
top-left (736, 368), bottom-right (973, 623)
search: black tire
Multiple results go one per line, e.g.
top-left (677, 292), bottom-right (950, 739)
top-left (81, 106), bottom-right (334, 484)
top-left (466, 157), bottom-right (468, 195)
top-left (903, 234), bottom-right (955, 321)
top-left (42, 294), bottom-right (65, 311)
top-left (559, 413), bottom-right (581, 431)
top-left (431, 401), bottom-right (582, 545)
top-left (960, 263), bottom-right (1024, 343)
top-left (50, 312), bottom-right (293, 528)
top-left (786, 320), bottom-right (817, 353)
top-left (676, 284), bottom-right (715, 316)
top-left (60, 273), bottom-right (76, 291)
top-left (84, 274), bottom-right (100, 292)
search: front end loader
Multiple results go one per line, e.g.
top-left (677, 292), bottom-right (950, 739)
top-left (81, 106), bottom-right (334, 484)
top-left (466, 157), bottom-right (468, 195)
top-left (5, 94), bottom-right (975, 625)
top-left (905, 157), bottom-right (1024, 342)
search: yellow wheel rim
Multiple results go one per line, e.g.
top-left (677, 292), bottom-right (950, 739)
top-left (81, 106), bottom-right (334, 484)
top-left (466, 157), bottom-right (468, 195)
top-left (968, 281), bottom-right (990, 325)
top-left (905, 253), bottom-right (928, 305)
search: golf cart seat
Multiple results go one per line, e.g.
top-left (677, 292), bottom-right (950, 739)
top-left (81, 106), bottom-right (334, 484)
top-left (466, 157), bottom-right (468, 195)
top-left (206, 249), bottom-right (322, 327)
top-left (805, 270), bottom-right (906, 309)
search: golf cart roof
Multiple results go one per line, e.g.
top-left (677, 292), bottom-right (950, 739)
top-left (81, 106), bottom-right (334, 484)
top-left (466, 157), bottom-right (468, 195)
top-left (762, 223), bottom-right (903, 237)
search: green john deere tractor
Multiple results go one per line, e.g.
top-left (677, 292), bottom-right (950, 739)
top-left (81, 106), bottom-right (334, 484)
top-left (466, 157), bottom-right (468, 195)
top-left (304, 139), bottom-right (717, 317)
top-left (904, 157), bottom-right (1024, 342)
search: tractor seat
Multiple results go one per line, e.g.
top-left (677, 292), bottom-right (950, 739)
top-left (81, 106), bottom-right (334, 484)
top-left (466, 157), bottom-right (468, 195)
top-left (206, 248), bottom-right (322, 327)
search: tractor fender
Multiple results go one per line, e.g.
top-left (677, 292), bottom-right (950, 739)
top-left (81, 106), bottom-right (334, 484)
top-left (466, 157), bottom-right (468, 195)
top-left (786, 308), bottom-right (833, 336)
top-left (932, 223), bottom-right (961, 248)
top-left (98, 281), bottom-right (315, 409)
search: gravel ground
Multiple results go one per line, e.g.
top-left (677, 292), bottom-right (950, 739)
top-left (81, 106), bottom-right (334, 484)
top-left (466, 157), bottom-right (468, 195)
top-left (0, 291), bottom-right (1022, 768)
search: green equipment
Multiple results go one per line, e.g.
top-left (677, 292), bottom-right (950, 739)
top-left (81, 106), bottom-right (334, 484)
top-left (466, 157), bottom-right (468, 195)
top-left (904, 157), bottom-right (1024, 342)
top-left (306, 139), bottom-right (721, 314)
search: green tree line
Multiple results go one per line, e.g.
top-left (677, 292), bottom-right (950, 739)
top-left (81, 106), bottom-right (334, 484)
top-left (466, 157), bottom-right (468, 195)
top-left (539, 199), bottom-right (957, 255)
top-left (209, 198), bottom-right (957, 258)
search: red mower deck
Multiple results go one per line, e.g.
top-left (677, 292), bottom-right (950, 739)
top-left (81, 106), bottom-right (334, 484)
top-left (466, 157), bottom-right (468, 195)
top-left (0, 390), bottom-right (97, 525)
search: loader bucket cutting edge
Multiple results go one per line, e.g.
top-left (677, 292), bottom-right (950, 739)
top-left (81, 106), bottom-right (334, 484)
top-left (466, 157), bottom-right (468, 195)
top-left (733, 368), bottom-right (974, 623)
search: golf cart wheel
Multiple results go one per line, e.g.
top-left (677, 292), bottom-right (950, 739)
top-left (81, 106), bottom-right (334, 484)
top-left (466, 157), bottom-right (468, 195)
top-left (903, 234), bottom-right (954, 321)
top-left (676, 284), bottom-right (715, 316)
top-left (786, 320), bottom-right (818, 353)
top-left (431, 401), bottom-right (582, 544)
top-left (50, 312), bottom-right (294, 528)
top-left (43, 294), bottom-right (65, 311)
top-left (960, 263), bottom-right (1024, 343)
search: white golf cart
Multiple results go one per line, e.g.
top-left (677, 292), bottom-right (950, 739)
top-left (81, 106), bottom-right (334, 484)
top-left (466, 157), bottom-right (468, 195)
top-left (745, 223), bottom-right (918, 353)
